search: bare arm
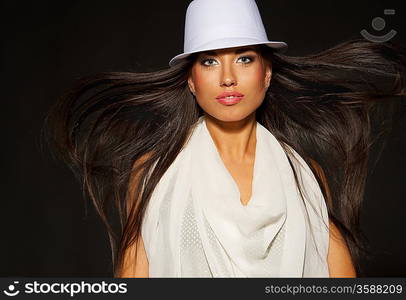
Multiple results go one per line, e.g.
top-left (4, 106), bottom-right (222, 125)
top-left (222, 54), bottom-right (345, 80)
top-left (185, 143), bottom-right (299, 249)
top-left (115, 153), bottom-right (152, 278)
top-left (118, 234), bottom-right (149, 278)
top-left (327, 221), bottom-right (356, 277)
top-left (309, 158), bottom-right (357, 278)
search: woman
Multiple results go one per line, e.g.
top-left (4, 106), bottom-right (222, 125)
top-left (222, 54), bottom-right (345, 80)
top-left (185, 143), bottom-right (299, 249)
top-left (44, 0), bottom-right (406, 277)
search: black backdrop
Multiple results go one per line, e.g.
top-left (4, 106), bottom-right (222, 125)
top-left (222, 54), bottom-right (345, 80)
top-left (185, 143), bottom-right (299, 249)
top-left (2, 0), bottom-right (405, 277)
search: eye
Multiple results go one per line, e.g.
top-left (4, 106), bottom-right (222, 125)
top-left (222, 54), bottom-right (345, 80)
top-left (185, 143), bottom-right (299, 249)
top-left (237, 56), bottom-right (254, 64)
top-left (201, 58), bottom-right (218, 66)
top-left (200, 55), bottom-right (255, 67)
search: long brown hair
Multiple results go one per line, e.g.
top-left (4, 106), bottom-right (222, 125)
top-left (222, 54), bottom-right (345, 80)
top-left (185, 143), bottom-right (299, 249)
top-left (43, 38), bottom-right (406, 277)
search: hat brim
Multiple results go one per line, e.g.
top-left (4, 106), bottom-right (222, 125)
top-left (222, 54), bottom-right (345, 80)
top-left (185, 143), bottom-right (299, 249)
top-left (168, 38), bottom-right (288, 67)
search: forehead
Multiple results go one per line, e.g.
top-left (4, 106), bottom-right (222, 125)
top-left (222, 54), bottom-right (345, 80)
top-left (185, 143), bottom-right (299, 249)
top-left (198, 45), bottom-right (261, 56)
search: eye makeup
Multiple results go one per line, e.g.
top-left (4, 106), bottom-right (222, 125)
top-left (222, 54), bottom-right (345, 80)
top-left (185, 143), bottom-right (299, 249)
top-left (199, 54), bottom-right (257, 66)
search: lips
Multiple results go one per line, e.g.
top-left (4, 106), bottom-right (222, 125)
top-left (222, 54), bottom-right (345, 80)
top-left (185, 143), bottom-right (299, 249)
top-left (216, 91), bottom-right (245, 100)
top-left (215, 91), bottom-right (245, 105)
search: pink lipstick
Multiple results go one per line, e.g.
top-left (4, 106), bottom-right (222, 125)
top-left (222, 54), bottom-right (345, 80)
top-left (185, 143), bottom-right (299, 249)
top-left (216, 91), bottom-right (244, 105)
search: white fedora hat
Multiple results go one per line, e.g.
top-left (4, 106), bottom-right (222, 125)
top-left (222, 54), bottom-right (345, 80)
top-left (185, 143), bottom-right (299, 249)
top-left (169, 0), bottom-right (288, 67)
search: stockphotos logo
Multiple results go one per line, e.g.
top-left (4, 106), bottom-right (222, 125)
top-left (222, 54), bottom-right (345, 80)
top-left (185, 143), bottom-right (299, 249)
top-left (3, 281), bottom-right (20, 297)
top-left (361, 9), bottom-right (397, 42)
top-left (2, 280), bottom-right (127, 297)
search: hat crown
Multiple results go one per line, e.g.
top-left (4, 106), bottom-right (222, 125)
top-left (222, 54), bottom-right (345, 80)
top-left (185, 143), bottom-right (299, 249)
top-left (168, 0), bottom-right (287, 66)
top-left (184, 0), bottom-right (268, 53)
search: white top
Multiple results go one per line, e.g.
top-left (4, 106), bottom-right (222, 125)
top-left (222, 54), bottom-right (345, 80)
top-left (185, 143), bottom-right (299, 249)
top-left (141, 115), bottom-right (330, 277)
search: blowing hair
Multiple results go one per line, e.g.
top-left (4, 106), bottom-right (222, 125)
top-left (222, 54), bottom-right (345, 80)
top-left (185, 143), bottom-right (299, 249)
top-left (43, 38), bottom-right (406, 277)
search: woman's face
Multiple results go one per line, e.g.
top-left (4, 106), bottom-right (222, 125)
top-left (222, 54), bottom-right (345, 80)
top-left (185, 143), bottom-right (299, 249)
top-left (188, 45), bottom-right (272, 122)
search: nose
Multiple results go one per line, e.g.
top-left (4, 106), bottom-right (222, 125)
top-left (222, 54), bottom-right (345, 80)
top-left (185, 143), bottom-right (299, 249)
top-left (219, 63), bottom-right (237, 87)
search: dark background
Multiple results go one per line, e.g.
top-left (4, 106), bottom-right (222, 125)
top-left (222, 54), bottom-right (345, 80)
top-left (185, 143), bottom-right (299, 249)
top-left (2, 0), bottom-right (405, 277)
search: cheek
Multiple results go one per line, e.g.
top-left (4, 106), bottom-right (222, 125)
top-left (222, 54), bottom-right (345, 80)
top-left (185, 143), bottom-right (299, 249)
top-left (192, 68), bottom-right (216, 94)
top-left (240, 65), bottom-right (267, 91)
top-left (254, 65), bottom-right (267, 87)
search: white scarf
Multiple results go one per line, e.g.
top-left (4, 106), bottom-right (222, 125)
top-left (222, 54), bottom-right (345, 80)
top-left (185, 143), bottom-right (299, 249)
top-left (141, 115), bottom-right (330, 277)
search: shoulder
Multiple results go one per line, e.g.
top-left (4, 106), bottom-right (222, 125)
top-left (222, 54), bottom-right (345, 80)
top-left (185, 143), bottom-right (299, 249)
top-left (308, 158), bottom-right (327, 187)
top-left (307, 158), bottom-right (332, 207)
top-left (308, 159), bottom-right (356, 277)
top-left (327, 220), bottom-right (357, 277)
top-left (127, 152), bottom-right (155, 210)
top-left (129, 151), bottom-right (156, 184)
top-left (131, 152), bottom-right (155, 171)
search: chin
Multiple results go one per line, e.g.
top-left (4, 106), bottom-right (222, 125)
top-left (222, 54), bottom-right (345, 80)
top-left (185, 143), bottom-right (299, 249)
top-left (206, 110), bottom-right (256, 123)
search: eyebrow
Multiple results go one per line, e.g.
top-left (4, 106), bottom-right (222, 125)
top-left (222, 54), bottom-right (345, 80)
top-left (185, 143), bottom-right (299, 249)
top-left (201, 47), bottom-right (258, 56)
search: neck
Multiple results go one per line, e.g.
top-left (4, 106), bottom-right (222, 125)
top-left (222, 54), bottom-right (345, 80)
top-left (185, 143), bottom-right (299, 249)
top-left (203, 113), bottom-right (257, 163)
